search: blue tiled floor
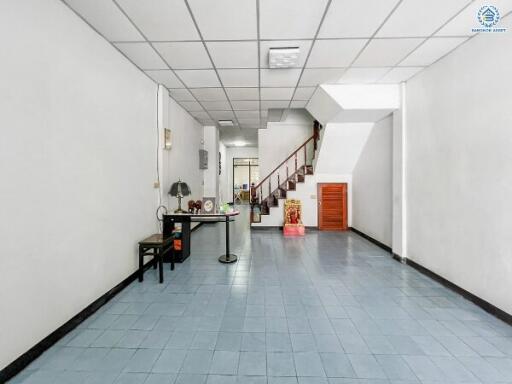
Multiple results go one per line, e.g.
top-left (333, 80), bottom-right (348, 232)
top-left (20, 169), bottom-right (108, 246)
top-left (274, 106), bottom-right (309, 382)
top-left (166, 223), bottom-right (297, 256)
top-left (9, 207), bottom-right (512, 383)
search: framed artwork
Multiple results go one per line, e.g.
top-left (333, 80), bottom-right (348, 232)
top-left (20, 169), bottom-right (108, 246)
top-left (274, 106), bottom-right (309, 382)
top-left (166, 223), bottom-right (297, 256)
top-left (202, 197), bottom-right (216, 214)
top-left (164, 129), bottom-right (172, 150)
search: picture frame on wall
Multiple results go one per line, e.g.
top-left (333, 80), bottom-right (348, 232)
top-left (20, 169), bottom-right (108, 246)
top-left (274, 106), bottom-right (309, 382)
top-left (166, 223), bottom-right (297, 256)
top-left (164, 129), bottom-right (172, 150)
top-left (202, 197), bottom-right (216, 214)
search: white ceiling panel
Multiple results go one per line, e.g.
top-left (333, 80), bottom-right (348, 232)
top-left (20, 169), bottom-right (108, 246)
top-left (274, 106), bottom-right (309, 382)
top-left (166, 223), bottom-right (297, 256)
top-left (226, 88), bottom-right (259, 101)
top-left (190, 88), bottom-right (227, 101)
top-left (179, 101), bottom-right (204, 111)
top-left (339, 67), bottom-right (392, 83)
top-left (290, 100), bottom-right (308, 108)
top-left (260, 88), bottom-right (295, 100)
top-left (260, 69), bottom-right (302, 87)
top-left (115, 43), bottom-right (168, 69)
top-left (319, 0), bottom-right (400, 38)
top-left (210, 111), bottom-right (236, 119)
top-left (378, 67), bottom-right (423, 83)
top-left (116, 0), bottom-right (199, 40)
top-left (238, 118), bottom-right (261, 125)
top-left (259, 40), bottom-right (313, 68)
top-left (399, 37), bottom-right (468, 66)
top-left (236, 111), bottom-right (261, 119)
top-left (217, 69), bottom-right (259, 87)
top-left (207, 42), bottom-right (258, 69)
top-left (261, 100), bottom-right (290, 109)
top-left (232, 101), bottom-right (260, 110)
top-left (187, 0), bottom-right (257, 40)
top-left (298, 68), bottom-right (345, 86)
top-left (437, 1), bottom-right (512, 36)
top-left (175, 70), bottom-right (220, 87)
top-left (145, 70), bottom-right (183, 88)
top-left (376, 0), bottom-right (470, 37)
top-left (168, 88), bottom-right (196, 101)
top-left (64, 0), bottom-right (144, 41)
top-left (353, 38), bottom-right (423, 66)
top-left (153, 42), bottom-right (211, 69)
top-left (190, 111), bottom-right (211, 119)
top-left (293, 87), bottom-right (317, 100)
top-left (307, 39), bottom-right (367, 67)
top-left (259, 0), bottom-right (329, 39)
top-left (202, 101), bottom-right (232, 110)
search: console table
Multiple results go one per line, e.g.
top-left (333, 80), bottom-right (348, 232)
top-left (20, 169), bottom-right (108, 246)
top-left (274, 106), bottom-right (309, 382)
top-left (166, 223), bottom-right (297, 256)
top-left (163, 211), bottom-right (240, 263)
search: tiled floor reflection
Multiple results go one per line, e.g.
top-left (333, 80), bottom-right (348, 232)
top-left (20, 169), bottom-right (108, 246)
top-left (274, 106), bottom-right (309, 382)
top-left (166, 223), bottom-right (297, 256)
top-left (10, 207), bottom-right (512, 383)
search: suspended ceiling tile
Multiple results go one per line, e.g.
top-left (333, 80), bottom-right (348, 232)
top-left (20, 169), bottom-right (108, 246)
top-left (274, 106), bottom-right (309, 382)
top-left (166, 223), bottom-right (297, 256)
top-left (145, 70), bottom-right (184, 88)
top-left (298, 68), bottom-right (346, 86)
top-left (231, 100), bottom-right (260, 110)
top-left (376, 0), bottom-right (470, 37)
top-left (260, 68), bottom-right (302, 87)
top-left (153, 42), bottom-right (212, 69)
top-left (187, 0), bottom-right (257, 40)
top-left (226, 88), bottom-right (260, 100)
top-left (293, 87), bottom-right (317, 100)
top-left (399, 37), bottom-right (468, 66)
top-left (290, 100), bottom-right (308, 108)
top-left (116, 0), bottom-right (199, 40)
top-left (115, 42), bottom-right (168, 69)
top-left (260, 88), bottom-right (295, 100)
top-left (179, 101), bottom-right (204, 112)
top-left (339, 67), bottom-right (392, 83)
top-left (378, 67), bottom-right (424, 83)
top-left (319, 0), bottom-right (400, 38)
top-left (353, 38), bottom-right (423, 66)
top-left (168, 88), bottom-right (196, 101)
top-left (175, 69), bottom-right (221, 87)
top-left (206, 41), bottom-right (258, 69)
top-left (261, 100), bottom-right (291, 109)
top-left (217, 69), bottom-right (259, 87)
top-left (64, 0), bottom-right (144, 41)
top-left (307, 39), bottom-right (367, 67)
top-left (189, 88), bottom-right (227, 101)
top-left (259, 0), bottom-right (329, 39)
top-left (201, 100), bottom-right (232, 111)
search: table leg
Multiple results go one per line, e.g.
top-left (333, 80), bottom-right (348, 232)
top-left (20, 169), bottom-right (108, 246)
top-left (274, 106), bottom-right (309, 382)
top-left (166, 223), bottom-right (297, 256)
top-left (138, 245), bottom-right (144, 282)
top-left (158, 247), bottom-right (163, 284)
top-left (219, 216), bottom-right (238, 263)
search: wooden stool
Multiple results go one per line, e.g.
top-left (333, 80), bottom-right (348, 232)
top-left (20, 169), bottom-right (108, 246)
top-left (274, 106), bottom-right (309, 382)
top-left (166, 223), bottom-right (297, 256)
top-left (138, 234), bottom-right (174, 283)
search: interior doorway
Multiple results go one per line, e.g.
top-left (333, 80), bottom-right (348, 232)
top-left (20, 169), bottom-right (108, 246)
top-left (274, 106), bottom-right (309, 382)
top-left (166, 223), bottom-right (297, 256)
top-left (317, 183), bottom-right (348, 230)
top-left (233, 158), bottom-right (259, 204)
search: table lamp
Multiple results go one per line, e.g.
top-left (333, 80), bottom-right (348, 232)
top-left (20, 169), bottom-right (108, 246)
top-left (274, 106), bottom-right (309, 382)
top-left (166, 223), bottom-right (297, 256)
top-left (168, 179), bottom-right (191, 213)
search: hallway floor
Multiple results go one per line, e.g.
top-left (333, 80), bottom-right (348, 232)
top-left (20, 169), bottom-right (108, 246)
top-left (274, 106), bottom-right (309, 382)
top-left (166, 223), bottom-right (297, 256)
top-left (10, 208), bottom-right (512, 384)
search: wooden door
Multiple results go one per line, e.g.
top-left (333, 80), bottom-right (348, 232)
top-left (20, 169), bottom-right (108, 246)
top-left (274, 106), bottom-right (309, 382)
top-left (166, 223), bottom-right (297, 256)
top-left (317, 183), bottom-right (347, 231)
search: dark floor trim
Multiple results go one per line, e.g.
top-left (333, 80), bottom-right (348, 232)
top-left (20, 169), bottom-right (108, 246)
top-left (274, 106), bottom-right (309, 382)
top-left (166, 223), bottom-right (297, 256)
top-left (0, 260), bottom-right (158, 383)
top-left (349, 227), bottom-right (392, 253)
top-left (400, 257), bottom-right (512, 326)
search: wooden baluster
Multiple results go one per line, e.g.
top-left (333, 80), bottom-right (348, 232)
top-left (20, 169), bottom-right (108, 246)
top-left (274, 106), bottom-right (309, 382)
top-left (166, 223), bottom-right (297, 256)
top-left (286, 162), bottom-right (289, 182)
top-left (260, 185), bottom-right (262, 204)
top-left (304, 144), bottom-right (307, 167)
top-left (294, 153), bottom-right (297, 173)
top-left (277, 171), bottom-right (280, 188)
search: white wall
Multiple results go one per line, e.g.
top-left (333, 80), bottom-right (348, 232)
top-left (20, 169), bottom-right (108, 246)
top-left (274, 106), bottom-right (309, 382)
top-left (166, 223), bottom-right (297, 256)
top-left (258, 112), bottom-right (313, 177)
top-left (203, 126), bottom-right (219, 200)
top-left (161, 99), bottom-right (204, 210)
top-left (352, 116), bottom-right (393, 246)
top-left (0, 0), bottom-right (157, 370)
top-left (405, 17), bottom-right (512, 315)
top-left (224, 146), bottom-right (258, 203)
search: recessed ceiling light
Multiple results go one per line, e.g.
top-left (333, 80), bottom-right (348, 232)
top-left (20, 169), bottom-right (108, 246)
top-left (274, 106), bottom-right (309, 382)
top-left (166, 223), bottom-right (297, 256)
top-left (269, 47), bottom-right (300, 68)
top-left (218, 120), bottom-right (234, 126)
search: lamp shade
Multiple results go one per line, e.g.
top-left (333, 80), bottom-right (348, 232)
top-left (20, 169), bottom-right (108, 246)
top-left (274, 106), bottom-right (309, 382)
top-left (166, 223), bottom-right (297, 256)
top-left (169, 180), bottom-right (191, 197)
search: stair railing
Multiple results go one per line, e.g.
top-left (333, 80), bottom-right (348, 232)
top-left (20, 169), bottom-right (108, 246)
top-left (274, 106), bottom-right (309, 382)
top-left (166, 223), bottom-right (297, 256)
top-left (251, 135), bottom-right (316, 209)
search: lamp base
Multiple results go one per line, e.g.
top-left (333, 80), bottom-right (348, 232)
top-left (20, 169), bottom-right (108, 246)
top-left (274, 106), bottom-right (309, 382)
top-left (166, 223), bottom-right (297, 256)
top-left (218, 254), bottom-right (238, 263)
top-left (174, 208), bottom-right (185, 213)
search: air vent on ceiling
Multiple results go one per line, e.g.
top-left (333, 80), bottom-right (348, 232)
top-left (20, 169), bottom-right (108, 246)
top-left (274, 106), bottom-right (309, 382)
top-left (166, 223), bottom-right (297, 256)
top-left (269, 47), bottom-right (300, 68)
top-left (218, 120), bottom-right (234, 127)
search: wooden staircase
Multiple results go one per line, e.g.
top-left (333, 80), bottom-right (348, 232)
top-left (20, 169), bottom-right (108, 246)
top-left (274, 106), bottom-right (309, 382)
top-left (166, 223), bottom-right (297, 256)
top-left (251, 121), bottom-right (320, 224)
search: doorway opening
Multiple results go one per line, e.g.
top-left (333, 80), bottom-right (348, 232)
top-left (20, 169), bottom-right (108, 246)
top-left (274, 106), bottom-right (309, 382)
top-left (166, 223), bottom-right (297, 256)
top-left (233, 158), bottom-right (259, 205)
top-left (317, 183), bottom-right (348, 230)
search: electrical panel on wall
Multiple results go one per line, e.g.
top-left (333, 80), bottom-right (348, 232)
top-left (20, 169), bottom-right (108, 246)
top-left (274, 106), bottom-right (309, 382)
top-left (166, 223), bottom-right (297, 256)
top-left (199, 149), bottom-right (208, 169)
